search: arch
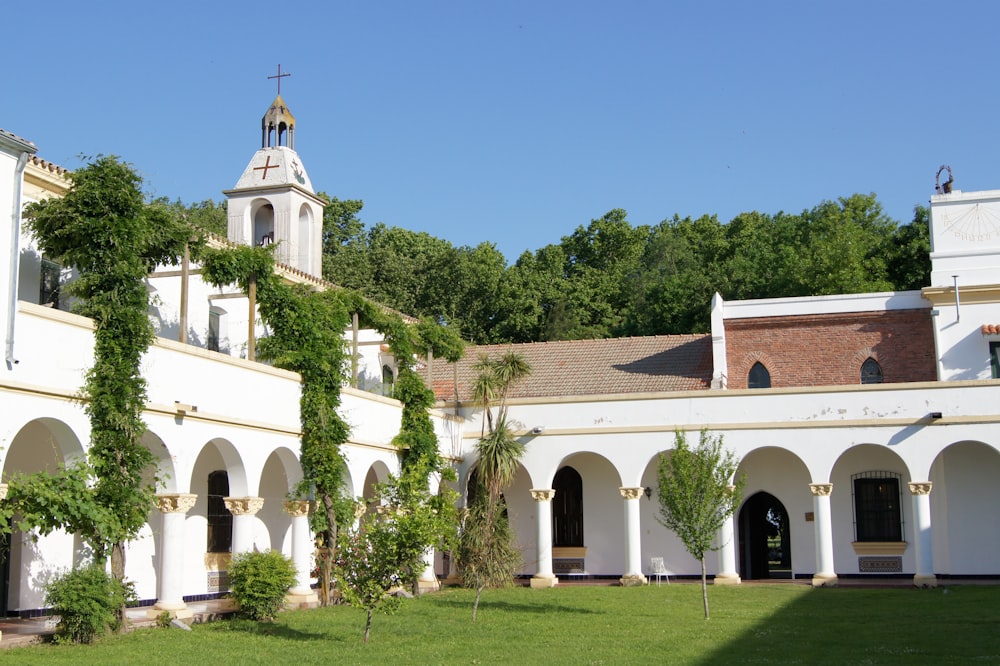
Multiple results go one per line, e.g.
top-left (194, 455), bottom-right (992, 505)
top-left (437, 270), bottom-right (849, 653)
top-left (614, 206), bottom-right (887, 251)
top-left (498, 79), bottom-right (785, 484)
top-left (259, 448), bottom-right (301, 552)
top-left (552, 467), bottom-right (583, 547)
top-left (142, 429), bottom-right (176, 493)
top-left (125, 429), bottom-right (174, 602)
top-left (734, 446), bottom-right (811, 579)
top-left (860, 357), bottom-right (883, 384)
top-left (1, 418), bottom-right (87, 614)
top-left (296, 203), bottom-right (313, 271)
top-left (188, 439), bottom-right (249, 559)
top-left (2, 417), bottom-right (85, 477)
top-left (207, 305), bottom-right (228, 354)
top-left (543, 452), bottom-right (622, 574)
top-left (251, 201), bottom-right (275, 247)
top-left (739, 492), bottom-right (791, 579)
top-left (929, 441), bottom-right (1000, 574)
top-left (361, 461), bottom-right (392, 515)
top-left (830, 444), bottom-right (911, 574)
top-left (748, 361), bottom-right (771, 389)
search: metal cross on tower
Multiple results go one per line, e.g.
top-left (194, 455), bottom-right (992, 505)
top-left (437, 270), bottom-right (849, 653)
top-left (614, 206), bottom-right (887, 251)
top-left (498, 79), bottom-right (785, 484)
top-left (268, 64), bottom-right (291, 95)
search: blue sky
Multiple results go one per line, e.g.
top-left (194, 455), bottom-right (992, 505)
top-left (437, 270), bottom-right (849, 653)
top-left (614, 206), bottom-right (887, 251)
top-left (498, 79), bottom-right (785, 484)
top-left (8, 1), bottom-right (999, 262)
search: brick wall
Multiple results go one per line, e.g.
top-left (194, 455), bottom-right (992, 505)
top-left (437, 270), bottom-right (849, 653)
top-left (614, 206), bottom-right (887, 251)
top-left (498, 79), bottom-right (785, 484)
top-left (725, 309), bottom-right (937, 389)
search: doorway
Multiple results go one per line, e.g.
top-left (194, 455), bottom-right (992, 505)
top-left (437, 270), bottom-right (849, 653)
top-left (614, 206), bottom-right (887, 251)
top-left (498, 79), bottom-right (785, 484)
top-left (739, 492), bottom-right (791, 579)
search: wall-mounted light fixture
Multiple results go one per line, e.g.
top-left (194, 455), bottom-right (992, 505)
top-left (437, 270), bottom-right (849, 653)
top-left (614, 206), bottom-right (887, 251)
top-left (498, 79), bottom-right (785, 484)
top-left (644, 486), bottom-right (653, 499)
top-left (531, 426), bottom-right (545, 435)
top-left (929, 412), bottom-right (943, 420)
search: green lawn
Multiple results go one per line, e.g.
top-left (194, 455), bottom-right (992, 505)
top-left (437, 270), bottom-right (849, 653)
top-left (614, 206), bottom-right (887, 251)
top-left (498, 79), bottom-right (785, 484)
top-left (7, 584), bottom-right (1000, 664)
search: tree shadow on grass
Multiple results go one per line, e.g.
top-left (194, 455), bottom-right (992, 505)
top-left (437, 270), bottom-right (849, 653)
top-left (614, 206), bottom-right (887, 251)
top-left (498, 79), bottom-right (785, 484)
top-left (697, 586), bottom-right (1000, 665)
top-left (210, 618), bottom-right (334, 643)
top-left (431, 597), bottom-right (599, 615)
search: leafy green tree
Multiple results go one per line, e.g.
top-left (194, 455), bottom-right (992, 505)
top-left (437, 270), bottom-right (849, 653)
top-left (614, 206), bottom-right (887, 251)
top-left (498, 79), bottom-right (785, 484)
top-left (334, 515), bottom-right (406, 643)
top-left (549, 210), bottom-right (648, 339)
top-left (656, 430), bottom-right (745, 619)
top-left (20, 155), bottom-right (192, 584)
top-left (792, 193), bottom-right (896, 295)
top-left (622, 215), bottom-right (722, 335)
top-left (887, 206), bottom-right (931, 290)
top-left (150, 197), bottom-right (228, 236)
top-left (320, 194), bottom-right (372, 289)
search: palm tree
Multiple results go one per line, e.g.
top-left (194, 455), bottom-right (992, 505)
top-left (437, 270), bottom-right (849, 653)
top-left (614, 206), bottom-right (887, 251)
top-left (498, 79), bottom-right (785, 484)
top-left (460, 350), bottom-right (531, 620)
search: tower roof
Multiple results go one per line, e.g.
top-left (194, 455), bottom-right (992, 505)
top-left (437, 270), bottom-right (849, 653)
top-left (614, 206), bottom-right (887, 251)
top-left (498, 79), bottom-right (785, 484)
top-left (261, 94), bottom-right (296, 150)
top-left (231, 146), bottom-right (315, 193)
top-left (263, 95), bottom-right (296, 132)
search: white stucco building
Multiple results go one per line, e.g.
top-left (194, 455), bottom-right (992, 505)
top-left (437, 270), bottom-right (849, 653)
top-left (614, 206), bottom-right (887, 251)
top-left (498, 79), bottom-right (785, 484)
top-left (1, 92), bottom-right (999, 617)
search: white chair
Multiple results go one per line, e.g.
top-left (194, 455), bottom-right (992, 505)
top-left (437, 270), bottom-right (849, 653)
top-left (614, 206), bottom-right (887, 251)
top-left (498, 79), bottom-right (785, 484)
top-left (649, 556), bottom-right (670, 586)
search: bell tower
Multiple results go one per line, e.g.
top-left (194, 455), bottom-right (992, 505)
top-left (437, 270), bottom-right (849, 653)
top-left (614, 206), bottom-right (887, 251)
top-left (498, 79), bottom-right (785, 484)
top-left (223, 66), bottom-right (325, 277)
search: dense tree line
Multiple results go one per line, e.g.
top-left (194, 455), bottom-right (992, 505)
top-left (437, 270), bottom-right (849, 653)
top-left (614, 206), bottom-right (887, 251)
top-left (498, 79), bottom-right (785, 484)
top-left (176, 192), bottom-right (930, 344)
top-left (319, 193), bottom-right (930, 342)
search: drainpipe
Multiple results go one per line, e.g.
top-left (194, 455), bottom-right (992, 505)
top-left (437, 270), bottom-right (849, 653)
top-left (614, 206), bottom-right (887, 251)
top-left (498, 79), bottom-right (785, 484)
top-left (6, 150), bottom-right (33, 369)
top-left (952, 275), bottom-right (961, 323)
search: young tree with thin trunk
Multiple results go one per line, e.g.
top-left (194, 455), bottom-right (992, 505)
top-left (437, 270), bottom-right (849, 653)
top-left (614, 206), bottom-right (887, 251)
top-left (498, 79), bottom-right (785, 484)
top-left (656, 430), bottom-right (744, 620)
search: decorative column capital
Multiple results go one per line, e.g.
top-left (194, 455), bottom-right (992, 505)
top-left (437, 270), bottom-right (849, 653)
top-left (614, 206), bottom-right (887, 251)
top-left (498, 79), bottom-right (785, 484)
top-left (156, 493), bottom-right (197, 514)
top-left (224, 496), bottom-right (265, 515)
top-left (809, 483), bottom-right (833, 497)
top-left (283, 499), bottom-right (313, 518)
top-left (908, 482), bottom-right (933, 496)
top-left (619, 487), bottom-right (644, 500)
top-left (530, 489), bottom-right (555, 502)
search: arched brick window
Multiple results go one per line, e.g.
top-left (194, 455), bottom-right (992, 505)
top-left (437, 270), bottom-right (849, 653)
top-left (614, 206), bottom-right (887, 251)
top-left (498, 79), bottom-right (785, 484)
top-left (860, 357), bottom-right (883, 384)
top-left (748, 362), bottom-right (771, 389)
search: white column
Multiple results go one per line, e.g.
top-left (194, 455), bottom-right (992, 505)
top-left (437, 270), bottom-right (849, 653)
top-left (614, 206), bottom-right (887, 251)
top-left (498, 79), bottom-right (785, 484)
top-left (417, 475), bottom-right (441, 593)
top-left (618, 487), bottom-right (647, 586)
top-left (810, 483), bottom-right (837, 587)
top-left (530, 489), bottom-right (558, 589)
top-left (150, 494), bottom-right (197, 619)
top-left (909, 482), bottom-right (937, 588)
top-left (417, 548), bottom-right (440, 593)
top-left (283, 500), bottom-right (319, 607)
top-left (224, 496), bottom-right (265, 554)
top-left (715, 513), bottom-right (741, 585)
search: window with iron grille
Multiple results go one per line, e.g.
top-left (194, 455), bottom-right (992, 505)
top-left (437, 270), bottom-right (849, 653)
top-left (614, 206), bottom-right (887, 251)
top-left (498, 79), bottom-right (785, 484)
top-left (207, 470), bottom-right (233, 553)
top-left (553, 466), bottom-right (583, 547)
top-left (991, 341), bottom-right (1000, 379)
top-left (852, 471), bottom-right (903, 542)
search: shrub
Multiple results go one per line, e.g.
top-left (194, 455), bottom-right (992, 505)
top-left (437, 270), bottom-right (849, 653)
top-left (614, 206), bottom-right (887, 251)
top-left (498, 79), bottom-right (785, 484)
top-left (228, 550), bottom-right (297, 621)
top-left (45, 565), bottom-right (132, 644)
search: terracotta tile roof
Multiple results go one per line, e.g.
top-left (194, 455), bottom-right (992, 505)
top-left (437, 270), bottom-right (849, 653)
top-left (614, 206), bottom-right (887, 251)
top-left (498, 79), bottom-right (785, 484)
top-left (28, 155), bottom-right (69, 176)
top-left (982, 324), bottom-right (1000, 335)
top-left (430, 335), bottom-right (713, 403)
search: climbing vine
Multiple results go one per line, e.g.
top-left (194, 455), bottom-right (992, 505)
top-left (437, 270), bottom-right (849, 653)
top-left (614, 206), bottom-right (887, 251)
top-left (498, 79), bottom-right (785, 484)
top-left (13, 156), bottom-right (193, 582)
top-left (201, 245), bottom-right (466, 599)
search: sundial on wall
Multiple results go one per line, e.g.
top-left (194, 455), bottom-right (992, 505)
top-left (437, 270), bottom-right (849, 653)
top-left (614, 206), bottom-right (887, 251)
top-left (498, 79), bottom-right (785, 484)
top-left (938, 203), bottom-right (1000, 244)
